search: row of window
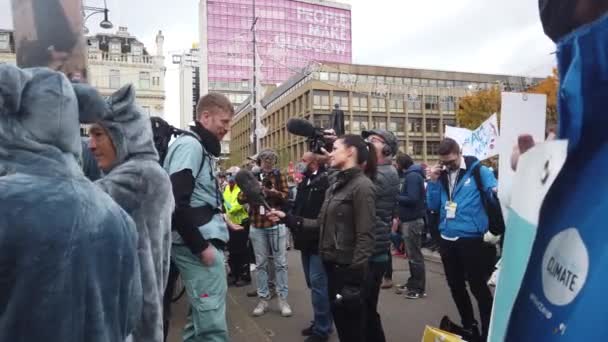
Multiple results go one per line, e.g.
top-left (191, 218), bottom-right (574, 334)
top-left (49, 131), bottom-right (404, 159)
top-left (108, 70), bottom-right (160, 89)
top-left (317, 71), bottom-right (498, 91)
top-left (313, 91), bottom-right (457, 112)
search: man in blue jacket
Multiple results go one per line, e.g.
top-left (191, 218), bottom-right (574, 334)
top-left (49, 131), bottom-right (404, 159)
top-left (395, 153), bottom-right (428, 299)
top-left (427, 138), bottom-right (497, 341)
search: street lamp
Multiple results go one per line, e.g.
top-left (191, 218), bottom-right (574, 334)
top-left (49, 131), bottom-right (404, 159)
top-left (82, 0), bottom-right (113, 34)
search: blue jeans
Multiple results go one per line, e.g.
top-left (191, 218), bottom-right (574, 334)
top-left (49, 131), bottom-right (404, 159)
top-left (250, 225), bottom-right (288, 299)
top-left (301, 252), bottom-right (333, 337)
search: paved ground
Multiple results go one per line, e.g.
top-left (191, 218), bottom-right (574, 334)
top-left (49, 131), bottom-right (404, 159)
top-left (168, 249), bottom-right (466, 342)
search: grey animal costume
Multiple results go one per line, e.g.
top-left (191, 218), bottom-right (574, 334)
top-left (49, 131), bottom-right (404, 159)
top-left (0, 65), bottom-right (142, 341)
top-left (78, 84), bottom-right (174, 342)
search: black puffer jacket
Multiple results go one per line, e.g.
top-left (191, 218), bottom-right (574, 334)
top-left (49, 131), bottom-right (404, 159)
top-left (371, 161), bottom-right (400, 258)
top-left (291, 170), bottom-right (330, 252)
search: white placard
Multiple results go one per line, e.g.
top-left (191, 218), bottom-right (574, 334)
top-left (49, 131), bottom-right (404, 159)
top-left (498, 93), bottom-right (547, 203)
top-left (445, 113), bottom-right (499, 161)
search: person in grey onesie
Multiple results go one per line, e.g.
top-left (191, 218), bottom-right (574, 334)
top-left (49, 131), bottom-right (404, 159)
top-left (76, 83), bottom-right (174, 342)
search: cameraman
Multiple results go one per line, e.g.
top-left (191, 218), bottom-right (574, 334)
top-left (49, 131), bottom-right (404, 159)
top-left (268, 135), bottom-right (377, 342)
top-left (362, 129), bottom-right (401, 342)
top-left (240, 149), bottom-right (292, 317)
top-left (291, 152), bottom-right (332, 342)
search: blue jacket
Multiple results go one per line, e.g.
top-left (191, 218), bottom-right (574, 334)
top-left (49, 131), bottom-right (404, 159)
top-left (397, 164), bottom-right (427, 222)
top-left (0, 65), bottom-right (142, 342)
top-left (426, 156), bottom-right (497, 239)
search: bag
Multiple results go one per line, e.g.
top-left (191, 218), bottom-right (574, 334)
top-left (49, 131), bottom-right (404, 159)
top-left (422, 324), bottom-right (465, 342)
top-left (472, 164), bottom-right (505, 236)
top-left (150, 116), bottom-right (187, 165)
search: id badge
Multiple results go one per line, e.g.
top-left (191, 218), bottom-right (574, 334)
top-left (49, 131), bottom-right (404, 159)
top-left (259, 205), bottom-right (266, 216)
top-left (446, 201), bottom-right (457, 219)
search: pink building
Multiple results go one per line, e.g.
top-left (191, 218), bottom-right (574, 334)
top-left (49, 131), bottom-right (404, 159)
top-left (198, 0), bottom-right (352, 104)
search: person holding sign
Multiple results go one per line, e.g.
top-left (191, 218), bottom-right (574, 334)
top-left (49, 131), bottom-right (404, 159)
top-left (426, 138), bottom-right (498, 341)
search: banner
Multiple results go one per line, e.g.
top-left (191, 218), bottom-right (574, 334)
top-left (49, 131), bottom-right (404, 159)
top-left (445, 113), bottom-right (499, 160)
top-left (11, 0), bottom-right (87, 82)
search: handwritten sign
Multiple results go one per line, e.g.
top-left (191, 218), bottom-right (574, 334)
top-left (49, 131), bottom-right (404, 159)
top-left (445, 113), bottom-right (499, 160)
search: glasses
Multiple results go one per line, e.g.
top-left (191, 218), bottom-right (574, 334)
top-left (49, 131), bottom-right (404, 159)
top-left (367, 136), bottom-right (386, 145)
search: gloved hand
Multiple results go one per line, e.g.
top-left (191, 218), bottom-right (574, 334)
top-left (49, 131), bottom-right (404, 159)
top-left (484, 231), bottom-right (501, 245)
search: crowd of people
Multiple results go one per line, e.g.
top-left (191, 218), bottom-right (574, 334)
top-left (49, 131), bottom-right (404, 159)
top-left (1, 1), bottom-right (606, 341)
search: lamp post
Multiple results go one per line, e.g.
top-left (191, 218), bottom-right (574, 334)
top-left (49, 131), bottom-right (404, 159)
top-left (82, 0), bottom-right (113, 34)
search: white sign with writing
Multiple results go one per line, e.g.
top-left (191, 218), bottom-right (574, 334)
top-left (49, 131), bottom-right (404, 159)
top-left (445, 113), bottom-right (499, 160)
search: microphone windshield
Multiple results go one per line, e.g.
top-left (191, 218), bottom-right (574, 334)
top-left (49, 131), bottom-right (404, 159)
top-left (235, 169), bottom-right (269, 209)
top-left (287, 118), bottom-right (316, 137)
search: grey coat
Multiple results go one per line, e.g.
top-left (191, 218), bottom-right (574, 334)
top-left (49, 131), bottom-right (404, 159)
top-left (371, 161), bottom-right (401, 257)
top-left (78, 84), bottom-right (174, 342)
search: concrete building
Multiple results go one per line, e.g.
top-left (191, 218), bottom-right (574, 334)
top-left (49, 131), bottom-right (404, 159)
top-left (0, 27), bottom-right (166, 117)
top-left (198, 0), bottom-right (352, 104)
top-left (230, 62), bottom-right (540, 168)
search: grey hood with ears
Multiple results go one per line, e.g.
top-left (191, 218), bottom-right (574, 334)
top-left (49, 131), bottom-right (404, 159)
top-left (77, 83), bottom-right (158, 171)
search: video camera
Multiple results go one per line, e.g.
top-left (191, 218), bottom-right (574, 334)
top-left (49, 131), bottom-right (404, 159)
top-left (286, 118), bottom-right (336, 154)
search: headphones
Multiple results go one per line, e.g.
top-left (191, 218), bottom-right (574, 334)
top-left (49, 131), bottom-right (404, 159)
top-left (382, 144), bottom-right (392, 157)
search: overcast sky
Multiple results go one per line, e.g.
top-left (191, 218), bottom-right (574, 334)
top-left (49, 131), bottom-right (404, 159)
top-left (0, 0), bottom-right (555, 126)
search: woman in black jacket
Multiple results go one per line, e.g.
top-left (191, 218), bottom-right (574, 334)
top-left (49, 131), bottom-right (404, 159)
top-left (268, 135), bottom-right (377, 342)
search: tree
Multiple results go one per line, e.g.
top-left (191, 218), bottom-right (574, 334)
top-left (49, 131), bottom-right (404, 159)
top-left (456, 87), bottom-right (501, 130)
top-left (456, 69), bottom-right (559, 130)
top-left (526, 68), bottom-right (559, 128)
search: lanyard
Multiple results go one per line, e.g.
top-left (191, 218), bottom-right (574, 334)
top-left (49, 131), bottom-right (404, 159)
top-left (448, 170), bottom-right (458, 202)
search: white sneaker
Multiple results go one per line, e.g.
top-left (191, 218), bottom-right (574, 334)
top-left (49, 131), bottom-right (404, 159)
top-left (278, 298), bottom-right (293, 317)
top-left (252, 299), bottom-right (269, 317)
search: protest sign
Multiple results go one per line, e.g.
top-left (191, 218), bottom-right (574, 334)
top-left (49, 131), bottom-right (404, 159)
top-left (11, 0), bottom-right (87, 82)
top-left (445, 113), bottom-right (499, 160)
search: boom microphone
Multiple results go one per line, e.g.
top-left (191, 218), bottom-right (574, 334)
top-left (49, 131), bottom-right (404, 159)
top-left (286, 118), bottom-right (320, 138)
top-left (234, 169), bottom-right (270, 209)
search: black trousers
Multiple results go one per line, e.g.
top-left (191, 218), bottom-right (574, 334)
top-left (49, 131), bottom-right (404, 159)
top-left (228, 224), bottom-right (250, 281)
top-left (325, 262), bottom-right (366, 342)
top-left (439, 237), bottom-right (496, 339)
top-left (163, 261), bottom-right (181, 342)
top-left (384, 249), bottom-right (393, 280)
top-left (364, 261), bottom-right (387, 342)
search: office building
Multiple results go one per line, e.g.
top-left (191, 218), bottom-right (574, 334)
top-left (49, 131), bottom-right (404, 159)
top-left (230, 62), bottom-right (540, 168)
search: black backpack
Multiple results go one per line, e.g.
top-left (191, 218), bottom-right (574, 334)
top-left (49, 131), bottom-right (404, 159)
top-left (150, 116), bottom-right (187, 165)
top-left (472, 163), bottom-right (506, 236)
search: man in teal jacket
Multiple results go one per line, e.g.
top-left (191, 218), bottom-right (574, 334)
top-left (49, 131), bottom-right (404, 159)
top-left (427, 138), bottom-right (498, 341)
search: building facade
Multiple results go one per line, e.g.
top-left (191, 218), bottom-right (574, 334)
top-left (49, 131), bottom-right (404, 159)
top-left (0, 27), bottom-right (166, 117)
top-left (198, 0), bottom-right (352, 104)
top-left (230, 62), bottom-right (540, 168)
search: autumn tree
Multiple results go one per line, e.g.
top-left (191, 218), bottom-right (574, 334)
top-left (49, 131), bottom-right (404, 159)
top-left (456, 69), bottom-right (559, 130)
top-left (456, 87), bottom-right (501, 130)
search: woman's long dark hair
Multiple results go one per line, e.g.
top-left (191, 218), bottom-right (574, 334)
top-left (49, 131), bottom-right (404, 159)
top-left (340, 135), bottom-right (377, 179)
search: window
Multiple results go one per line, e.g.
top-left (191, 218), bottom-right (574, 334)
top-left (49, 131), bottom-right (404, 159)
top-left (319, 72), bottom-right (329, 81)
top-left (110, 41), bottom-right (121, 54)
top-left (109, 69), bottom-right (120, 89)
top-left (427, 141), bottom-right (440, 156)
top-left (372, 117), bottom-right (386, 130)
top-left (441, 96), bottom-right (457, 112)
top-left (352, 95), bottom-right (368, 112)
top-left (426, 119), bottom-right (440, 133)
top-left (333, 91), bottom-right (349, 111)
top-left (313, 90), bottom-right (330, 110)
top-left (329, 72), bottom-right (339, 81)
top-left (413, 141), bottom-right (424, 155)
top-left (314, 114), bottom-right (331, 129)
top-left (132, 44), bottom-right (143, 56)
top-left (444, 118), bottom-right (457, 127)
top-left (409, 118), bottom-right (422, 133)
top-left (351, 115), bottom-right (369, 133)
top-left (425, 95), bottom-right (439, 111)
top-left (0, 33), bottom-right (9, 50)
top-left (139, 72), bottom-right (150, 89)
top-left (407, 95), bottom-right (422, 111)
top-left (389, 118), bottom-right (406, 137)
top-left (370, 97), bottom-right (386, 112)
top-left (389, 99), bottom-right (404, 113)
